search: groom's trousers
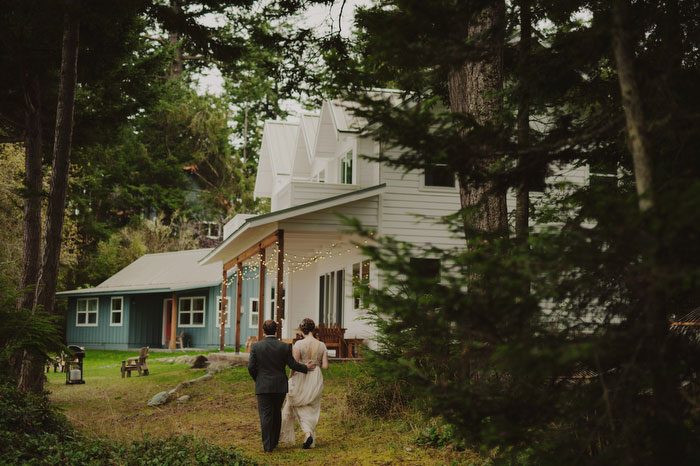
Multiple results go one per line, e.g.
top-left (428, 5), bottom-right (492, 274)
top-left (257, 393), bottom-right (286, 452)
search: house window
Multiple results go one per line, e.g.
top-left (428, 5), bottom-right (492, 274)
top-left (110, 297), bottom-right (123, 326)
top-left (76, 298), bottom-right (98, 327)
top-left (319, 269), bottom-right (344, 325)
top-left (527, 163), bottom-right (548, 193)
top-left (340, 151), bottom-right (353, 184)
top-left (249, 298), bottom-right (259, 329)
top-left (179, 296), bottom-right (205, 327)
top-left (410, 258), bottom-right (441, 281)
top-left (216, 296), bottom-right (231, 328)
top-left (424, 164), bottom-right (455, 188)
top-left (352, 260), bottom-right (371, 309)
top-left (201, 221), bottom-right (221, 239)
top-left (589, 159), bottom-right (617, 189)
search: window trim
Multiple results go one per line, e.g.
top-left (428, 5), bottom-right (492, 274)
top-left (319, 269), bottom-right (344, 325)
top-left (421, 163), bottom-right (456, 190)
top-left (249, 298), bottom-right (259, 329)
top-left (110, 296), bottom-right (123, 327)
top-left (76, 297), bottom-right (99, 327)
top-left (340, 150), bottom-right (354, 185)
top-left (201, 221), bottom-right (221, 239)
top-left (352, 260), bottom-right (371, 310)
top-left (216, 295), bottom-right (231, 328)
top-left (178, 296), bottom-right (206, 328)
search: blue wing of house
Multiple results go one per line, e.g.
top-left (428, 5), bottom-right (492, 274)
top-left (56, 248), bottom-right (259, 350)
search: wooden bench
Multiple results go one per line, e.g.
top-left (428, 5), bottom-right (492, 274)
top-left (344, 338), bottom-right (365, 359)
top-left (121, 346), bottom-right (149, 378)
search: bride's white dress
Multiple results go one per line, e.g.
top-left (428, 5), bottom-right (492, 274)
top-left (280, 337), bottom-right (327, 446)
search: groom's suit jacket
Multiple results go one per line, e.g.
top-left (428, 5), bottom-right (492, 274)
top-left (248, 335), bottom-right (308, 394)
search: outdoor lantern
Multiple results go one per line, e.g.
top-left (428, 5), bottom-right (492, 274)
top-left (65, 345), bottom-right (85, 385)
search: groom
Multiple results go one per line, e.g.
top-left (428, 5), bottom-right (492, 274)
top-left (248, 320), bottom-right (316, 452)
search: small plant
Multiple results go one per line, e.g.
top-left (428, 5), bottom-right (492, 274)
top-left (416, 420), bottom-right (466, 451)
top-left (345, 374), bottom-right (410, 418)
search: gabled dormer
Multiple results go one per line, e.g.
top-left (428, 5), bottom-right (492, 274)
top-left (253, 120), bottom-right (298, 210)
top-left (255, 99), bottom-right (381, 212)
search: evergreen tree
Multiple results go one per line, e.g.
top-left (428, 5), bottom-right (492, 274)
top-left (321, 0), bottom-right (700, 463)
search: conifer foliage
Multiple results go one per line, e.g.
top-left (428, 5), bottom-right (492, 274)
top-left (332, 0), bottom-right (700, 463)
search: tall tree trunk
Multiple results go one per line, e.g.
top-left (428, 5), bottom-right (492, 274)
top-left (168, 0), bottom-right (184, 79)
top-left (12, 70), bottom-right (45, 380)
top-left (449, 1), bottom-right (508, 239)
top-left (515, 0), bottom-right (531, 241)
top-left (17, 1), bottom-right (80, 395)
top-left (611, 1), bottom-right (681, 462)
top-left (611, 0), bottom-right (653, 212)
top-left (18, 69), bottom-right (44, 311)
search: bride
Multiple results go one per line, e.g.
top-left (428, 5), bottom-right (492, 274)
top-left (280, 318), bottom-right (329, 449)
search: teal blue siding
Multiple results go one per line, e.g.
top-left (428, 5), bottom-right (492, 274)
top-left (64, 266), bottom-right (268, 350)
top-left (66, 296), bottom-right (130, 350)
top-left (128, 294), bottom-right (164, 348)
top-left (238, 269), bottom-right (260, 344)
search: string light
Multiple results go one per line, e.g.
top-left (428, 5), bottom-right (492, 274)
top-left (221, 239), bottom-right (364, 286)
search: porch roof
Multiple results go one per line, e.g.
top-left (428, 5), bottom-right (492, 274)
top-left (199, 182), bottom-right (386, 266)
top-left (57, 249), bottom-right (221, 297)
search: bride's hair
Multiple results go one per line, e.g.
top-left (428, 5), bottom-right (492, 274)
top-left (299, 318), bottom-right (316, 335)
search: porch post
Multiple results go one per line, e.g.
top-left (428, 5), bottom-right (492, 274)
top-left (169, 293), bottom-right (177, 350)
top-left (276, 229), bottom-right (284, 339)
top-left (258, 248), bottom-right (265, 341)
top-left (220, 268), bottom-right (227, 352)
top-left (235, 263), bottom-right (242, 353)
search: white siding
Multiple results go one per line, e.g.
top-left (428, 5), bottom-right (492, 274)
top-left (289, 182), bottom-right (359, 208)
top-left (356, 137), bottom-right (380, 187)
top-left (379, 154), bottom-right (463, 250)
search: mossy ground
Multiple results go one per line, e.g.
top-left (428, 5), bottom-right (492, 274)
top-left (47, 350), bottom-right (482, 465)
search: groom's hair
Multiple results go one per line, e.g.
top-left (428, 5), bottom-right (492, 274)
top-left (262, 320), bottom-right (277, 335)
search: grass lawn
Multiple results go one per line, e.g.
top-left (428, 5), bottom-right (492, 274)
top-left (47, 350), bottom-right (481, 465)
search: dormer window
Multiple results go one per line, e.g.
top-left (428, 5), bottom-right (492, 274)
top-left (340, 151), bottom-right (353, 184)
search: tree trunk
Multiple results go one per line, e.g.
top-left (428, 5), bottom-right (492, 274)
top-left (17, 2), bottom-right (80, 394)
top-left (611, 1), bottom-right (681, 462)
top-left (611, 0), bottom-right (653, 212)
top-left (18, 69), bottom-right (44, 311)
top-left (449, 1), bottom-right (508, 238)
top-left (168, 0), bottom-right (184, 79)
top-left (515, 0), bottom-right (531, 241)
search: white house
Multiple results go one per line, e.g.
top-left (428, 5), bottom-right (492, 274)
top-left (199, 96), bottom-right (467, 348)
top-left (199, 96), bottom-right (594, 351)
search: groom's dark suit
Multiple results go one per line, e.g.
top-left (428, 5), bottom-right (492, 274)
top-left (248, 335), bottom-right (309, 452)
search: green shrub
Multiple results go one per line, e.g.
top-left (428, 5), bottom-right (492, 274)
top-left (345, 374), bottom-right (410, 418)
top-left (416, 421), bottom-right (466, 451)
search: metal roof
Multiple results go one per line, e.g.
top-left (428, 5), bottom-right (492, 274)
top-left (57, 248), bottom-right (222, 297)
top-left (199, 183), bottom-right (387, 265)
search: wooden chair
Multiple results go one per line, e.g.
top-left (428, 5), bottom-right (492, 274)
top-left (121, 346), bottom-right (149, 378)
top-left (176, 331), bottom-right (185, 349)
top-left (317, 323), bottom-right (346, 358)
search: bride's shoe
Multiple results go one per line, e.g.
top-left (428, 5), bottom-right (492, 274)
top-left (303, 435), bottom-right (313, 449)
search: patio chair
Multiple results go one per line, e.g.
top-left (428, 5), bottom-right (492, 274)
top-left (121, 346), bottom-right (150, 378)
top-left (317, 323), bottom-right (346, 358)
top-left (176, 331), bottom-right (185, 349)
